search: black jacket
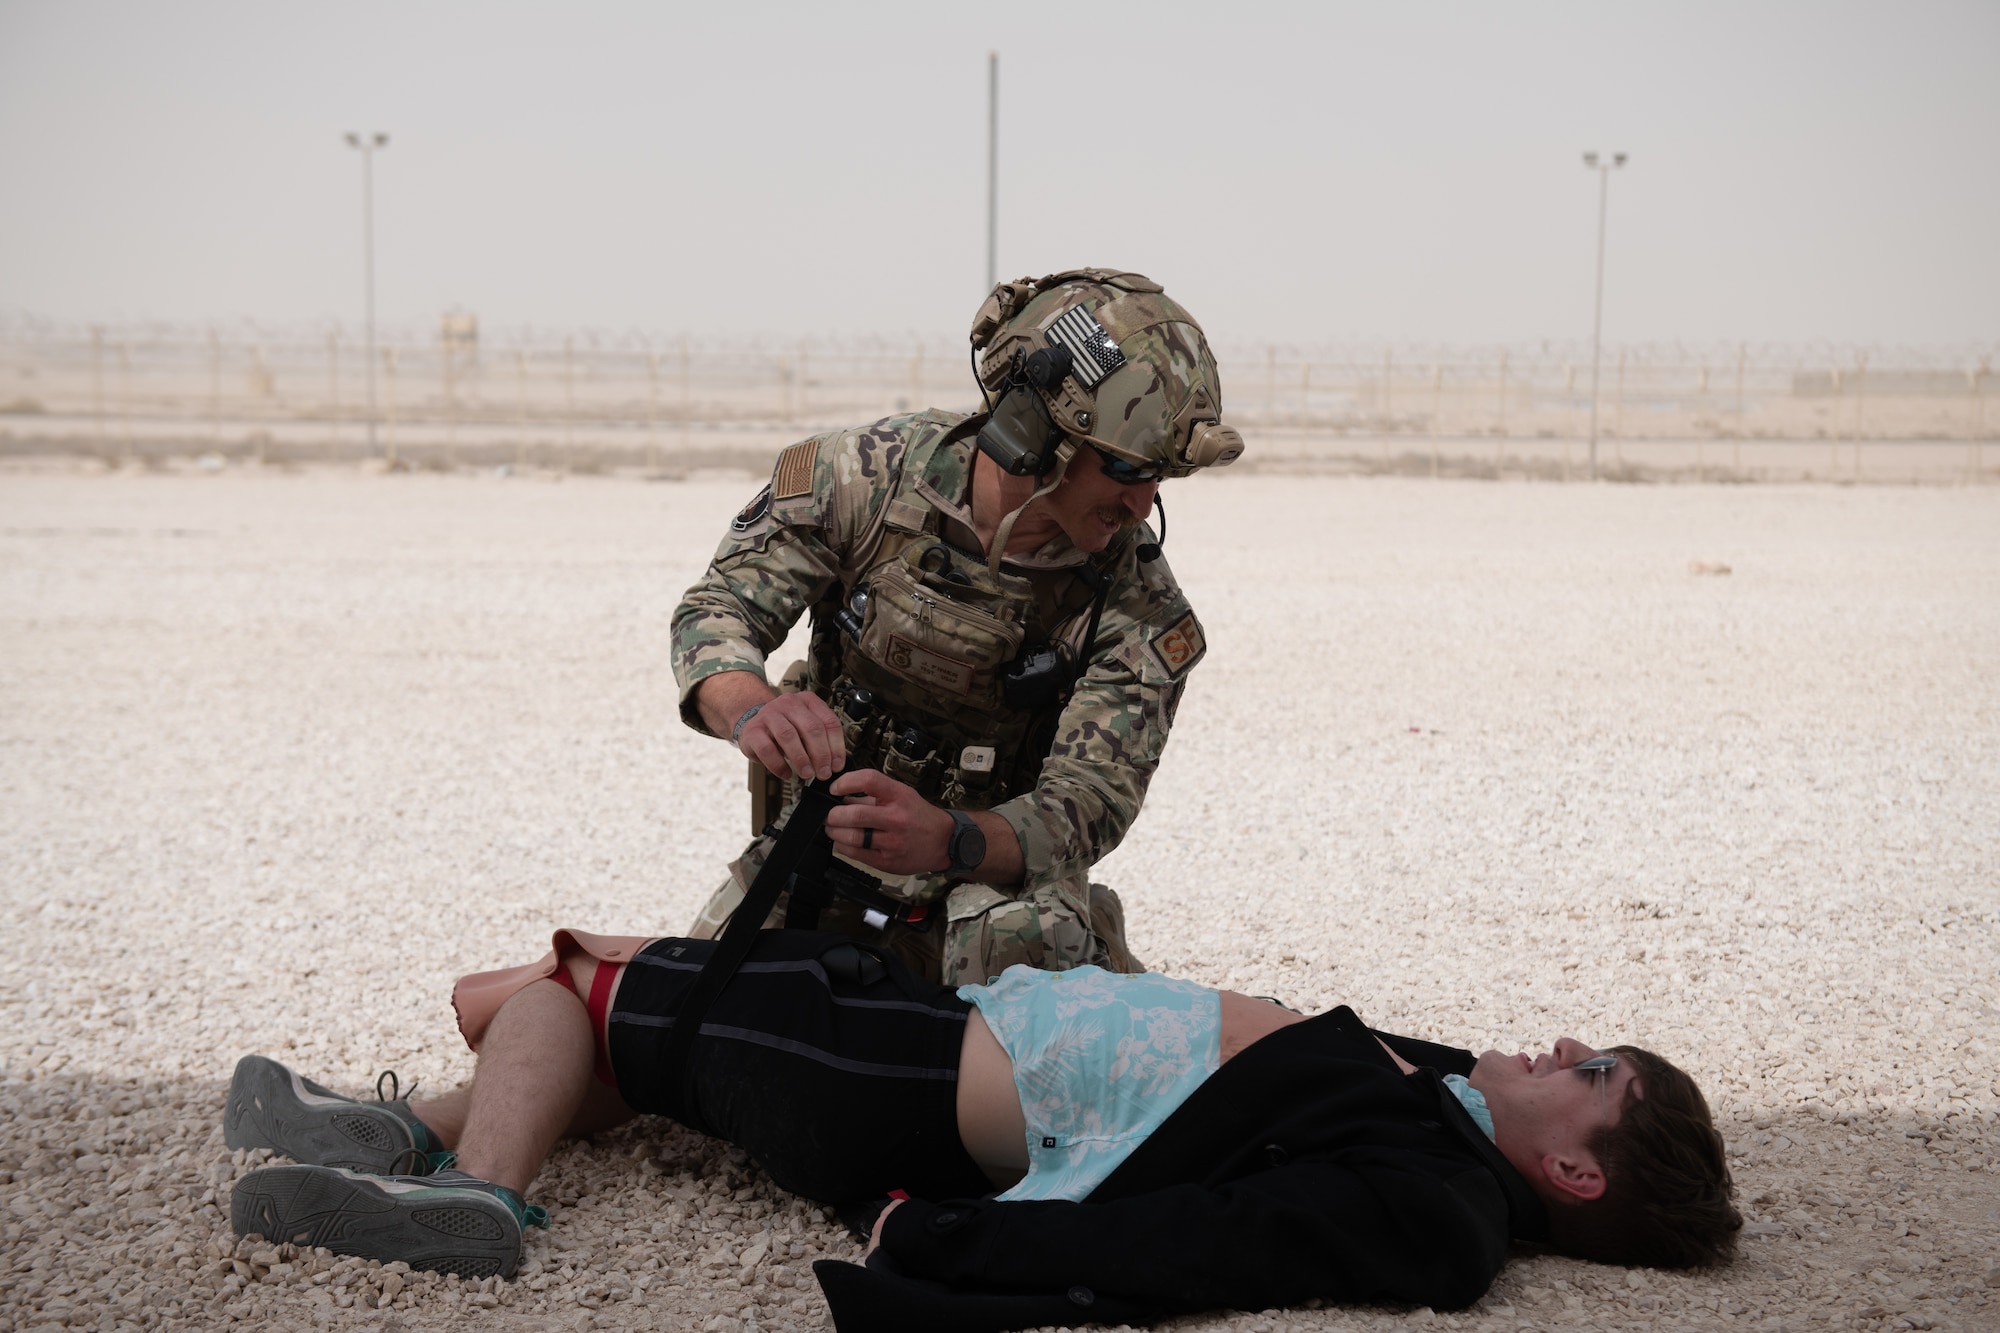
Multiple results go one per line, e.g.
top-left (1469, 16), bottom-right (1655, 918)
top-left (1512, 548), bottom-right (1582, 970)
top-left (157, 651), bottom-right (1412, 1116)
top-left (812, 1006), bottom-right (1549, 1332)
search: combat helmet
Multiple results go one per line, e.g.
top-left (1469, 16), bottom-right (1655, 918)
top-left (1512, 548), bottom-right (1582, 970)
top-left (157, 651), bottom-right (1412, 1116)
top-left (968, 269), bottom-right (1245, 481)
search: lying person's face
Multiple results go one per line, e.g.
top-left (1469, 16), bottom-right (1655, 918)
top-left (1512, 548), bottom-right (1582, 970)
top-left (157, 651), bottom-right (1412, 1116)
top-left (1469, 1037), bottom-right (1643, 1202)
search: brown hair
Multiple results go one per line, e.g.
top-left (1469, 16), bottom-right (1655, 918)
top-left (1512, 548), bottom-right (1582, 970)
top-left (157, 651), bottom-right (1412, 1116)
top-left (1544, 1045), bottom-right (1742, 1268)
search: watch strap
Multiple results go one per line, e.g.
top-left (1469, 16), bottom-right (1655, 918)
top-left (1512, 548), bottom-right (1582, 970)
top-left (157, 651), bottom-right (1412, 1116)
top-left (943, 809), bottom-right (985, 875)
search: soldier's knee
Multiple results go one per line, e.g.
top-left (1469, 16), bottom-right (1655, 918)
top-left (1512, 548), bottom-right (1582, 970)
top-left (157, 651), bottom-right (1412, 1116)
top-left (1087, 882), bottom-right (1145, 974)
top-left (687, 876), bottom-right (744, 940)
top-left (941, 884), bottom-right (1022, 986)
top-left (941, 882), bottom-right (1102, 986)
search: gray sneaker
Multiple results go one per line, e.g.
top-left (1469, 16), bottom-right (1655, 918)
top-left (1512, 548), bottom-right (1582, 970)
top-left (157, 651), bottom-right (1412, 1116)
top-left (225, 1055), bottom-right (436, 1175)
top-left (231, 1164), bottom-right (546, 1278)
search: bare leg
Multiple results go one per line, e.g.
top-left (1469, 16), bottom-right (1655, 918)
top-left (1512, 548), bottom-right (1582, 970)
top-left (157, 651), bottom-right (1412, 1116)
top-left (412, 1078), bottom-right (629, 1153)
top-left (409, 1087), bottom-right (471, 1148)
top-left (411, 947), bottom-right (638, 1152)
top-left (412, 978), bottom-right (634, 1194)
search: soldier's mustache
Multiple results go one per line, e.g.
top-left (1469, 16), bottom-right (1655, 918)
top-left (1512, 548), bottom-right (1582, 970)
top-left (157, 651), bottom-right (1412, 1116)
top-left (1091, 505), bottom-right (1146, 530)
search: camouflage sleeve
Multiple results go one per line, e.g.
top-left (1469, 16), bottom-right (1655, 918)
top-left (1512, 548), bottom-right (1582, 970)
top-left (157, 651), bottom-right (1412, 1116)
top-left (669, 425), bottom-right (911, 735)
top-left (989, 546), bottom-right (1207, 890)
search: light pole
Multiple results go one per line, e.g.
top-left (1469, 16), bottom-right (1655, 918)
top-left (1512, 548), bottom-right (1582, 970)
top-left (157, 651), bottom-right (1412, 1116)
top-left (345, 132), bottom-right (390, 456)
top-left (985, 53), bottom-right (998, 293)
top-left (1582, 150), bottom-right (1626, 481)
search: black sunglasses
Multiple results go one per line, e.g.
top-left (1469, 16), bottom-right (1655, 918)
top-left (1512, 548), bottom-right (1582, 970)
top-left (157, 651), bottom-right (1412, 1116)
top-left (1090, 444), bottom-right (1167, 486)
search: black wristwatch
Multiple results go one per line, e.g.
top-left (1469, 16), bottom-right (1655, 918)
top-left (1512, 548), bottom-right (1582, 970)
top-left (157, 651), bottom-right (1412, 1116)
top-left (942, 810), bottom-right (987, 877)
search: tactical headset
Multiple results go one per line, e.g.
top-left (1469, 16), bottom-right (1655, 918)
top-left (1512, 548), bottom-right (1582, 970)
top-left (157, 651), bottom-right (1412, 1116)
top-left (972, 343), bottom-right (1077, 478)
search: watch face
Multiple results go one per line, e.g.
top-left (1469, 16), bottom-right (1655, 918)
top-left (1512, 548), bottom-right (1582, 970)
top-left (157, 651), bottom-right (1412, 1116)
top-left (953, 820), bottom-right (987, 873)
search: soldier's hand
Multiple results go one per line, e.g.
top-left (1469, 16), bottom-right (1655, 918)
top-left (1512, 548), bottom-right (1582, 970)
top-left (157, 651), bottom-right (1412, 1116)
top-left (825, 769), bottom-right (955, 876)
top-left (737, 691), bottom-right (846, 782)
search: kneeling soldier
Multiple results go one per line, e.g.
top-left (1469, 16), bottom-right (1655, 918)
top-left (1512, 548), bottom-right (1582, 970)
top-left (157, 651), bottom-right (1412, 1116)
top-left (673, 268), bottom-right (1244, 984)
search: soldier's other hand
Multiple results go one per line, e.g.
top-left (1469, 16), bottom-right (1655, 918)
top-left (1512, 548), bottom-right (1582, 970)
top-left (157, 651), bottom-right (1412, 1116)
top-left (826, 769), bottom-right (954, 876)
top-left (738, 691), bottom-right (845, 782)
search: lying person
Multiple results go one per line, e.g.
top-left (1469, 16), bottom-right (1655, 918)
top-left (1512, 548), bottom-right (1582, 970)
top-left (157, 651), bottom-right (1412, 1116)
top-left (224, 929), bottom-right (1740, 1331)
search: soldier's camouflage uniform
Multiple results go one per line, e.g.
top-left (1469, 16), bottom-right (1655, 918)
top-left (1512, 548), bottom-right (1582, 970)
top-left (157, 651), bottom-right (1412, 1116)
top-left (671, 409), bottom-right (1207, 985)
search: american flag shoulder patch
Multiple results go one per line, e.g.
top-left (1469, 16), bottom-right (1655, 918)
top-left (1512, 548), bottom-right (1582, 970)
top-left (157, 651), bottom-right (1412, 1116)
top-left (1044, 306), bottom-right (1127, 389)
top-left (772, 439), bottom-right (818, 500)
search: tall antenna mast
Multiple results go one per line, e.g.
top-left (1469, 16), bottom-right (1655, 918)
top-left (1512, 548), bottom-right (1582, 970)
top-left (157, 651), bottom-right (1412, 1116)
top-left (1581, 150), bottom-right (1627, 482)
top-left (345, 131), bottom-right (390, 457)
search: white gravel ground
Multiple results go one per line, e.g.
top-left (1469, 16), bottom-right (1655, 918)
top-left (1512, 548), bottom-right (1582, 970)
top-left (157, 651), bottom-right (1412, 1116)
top-left (2, 461), bottom-right (1996, 1333)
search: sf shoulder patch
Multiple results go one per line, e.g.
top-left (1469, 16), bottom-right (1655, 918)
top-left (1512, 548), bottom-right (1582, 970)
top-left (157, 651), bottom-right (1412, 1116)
top-left (1146, 611), bottom-right (1207, 679)
top-left (772, 438), bottom-right (819, 500)
top-left (730, 483), bottom-right (772, 532)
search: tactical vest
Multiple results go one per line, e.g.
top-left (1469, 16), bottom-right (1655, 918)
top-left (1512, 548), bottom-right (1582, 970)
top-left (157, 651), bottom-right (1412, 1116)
top-left (805, 434), bottom-right (1109, 817)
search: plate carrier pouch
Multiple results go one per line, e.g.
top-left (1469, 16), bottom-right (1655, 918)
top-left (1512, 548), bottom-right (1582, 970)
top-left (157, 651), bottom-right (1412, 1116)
top-left (781, 430), bottom-right (1108, 866)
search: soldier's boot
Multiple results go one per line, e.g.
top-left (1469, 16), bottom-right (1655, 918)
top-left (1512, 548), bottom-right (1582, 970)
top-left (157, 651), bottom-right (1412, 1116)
top-left (1086, 882), bottom-right (1146, 975)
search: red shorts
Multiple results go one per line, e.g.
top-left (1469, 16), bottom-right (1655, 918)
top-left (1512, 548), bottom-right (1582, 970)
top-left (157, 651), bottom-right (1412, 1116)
top-left (450, 929), bottom-right (653, 1088)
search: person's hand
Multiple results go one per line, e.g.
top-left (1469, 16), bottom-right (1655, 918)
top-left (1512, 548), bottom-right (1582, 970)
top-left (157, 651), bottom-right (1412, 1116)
top-left (735, 692), bottom-right (846, 782)
top-left (865, 1198), bottom-right (904, 1257)
top-left (824, 770), bottom-right (955, 875)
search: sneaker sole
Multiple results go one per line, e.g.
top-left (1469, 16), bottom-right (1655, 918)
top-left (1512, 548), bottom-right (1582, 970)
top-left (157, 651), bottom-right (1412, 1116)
top-left (230, 1165), bottom-right (519, 1278)
top-left (224, 1055), bottom-right (414, 1174)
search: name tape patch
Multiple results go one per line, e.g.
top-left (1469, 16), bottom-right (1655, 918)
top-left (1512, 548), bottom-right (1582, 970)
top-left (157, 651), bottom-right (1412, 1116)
top-left (886, 634), bottom-right (975, 695)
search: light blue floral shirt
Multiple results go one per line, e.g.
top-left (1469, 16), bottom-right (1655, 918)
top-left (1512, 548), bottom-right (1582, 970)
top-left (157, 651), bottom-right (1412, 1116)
top-left (1442, 1073), bottom-right (1495, 1140)
top-left (958, 964), bottom-right (1221, 1202)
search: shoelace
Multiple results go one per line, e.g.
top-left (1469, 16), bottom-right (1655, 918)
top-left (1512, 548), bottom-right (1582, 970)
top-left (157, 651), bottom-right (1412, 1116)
top-left (374, 1068), bottom-right (438, 1174)
top-left (375, 1070), bottom-right (420, 1103)
top-left (386, 1147), bottom-right (460, 1177)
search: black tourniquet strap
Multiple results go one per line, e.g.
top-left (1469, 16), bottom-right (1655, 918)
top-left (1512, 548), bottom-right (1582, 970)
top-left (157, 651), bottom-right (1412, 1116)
top-left (656, 780), bottom-right (842, 1124)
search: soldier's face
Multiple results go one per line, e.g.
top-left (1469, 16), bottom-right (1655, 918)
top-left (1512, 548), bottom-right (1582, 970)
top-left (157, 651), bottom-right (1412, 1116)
top-left (1042, 451), bottom-right (1159, 553)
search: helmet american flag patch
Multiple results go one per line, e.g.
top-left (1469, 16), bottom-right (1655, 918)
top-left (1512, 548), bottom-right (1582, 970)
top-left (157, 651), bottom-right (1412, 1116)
top-left (1044, 306), bottom-right (1127, 389)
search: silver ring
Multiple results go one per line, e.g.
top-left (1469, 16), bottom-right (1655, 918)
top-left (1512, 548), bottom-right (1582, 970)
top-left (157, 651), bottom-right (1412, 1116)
top-left (861, 827), bottom-right (874, 850)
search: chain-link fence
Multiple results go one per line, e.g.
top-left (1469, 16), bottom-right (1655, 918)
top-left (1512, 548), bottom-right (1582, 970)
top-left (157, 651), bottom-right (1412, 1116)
top-left (2, 316), bottom-right (1992, 481)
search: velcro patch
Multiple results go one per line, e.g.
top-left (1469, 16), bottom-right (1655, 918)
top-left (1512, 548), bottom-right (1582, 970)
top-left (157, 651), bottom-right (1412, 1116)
top-left (1147, 612), bottom-right (1206, 679)
top-left (772, 439), bottom-right (818, 500)
top-left (1045, 305), bottom-right (1127, 389)
top-left (730, 483), bottom-right (772, 532)
top-left (886, 634), bottom-right (975, 695)
top-left (884, 497), bottom-right (930, 534)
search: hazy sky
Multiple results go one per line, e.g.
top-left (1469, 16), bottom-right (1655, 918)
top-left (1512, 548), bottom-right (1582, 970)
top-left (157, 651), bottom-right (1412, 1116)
top-left (2, 1), bottom-right (1994, 345)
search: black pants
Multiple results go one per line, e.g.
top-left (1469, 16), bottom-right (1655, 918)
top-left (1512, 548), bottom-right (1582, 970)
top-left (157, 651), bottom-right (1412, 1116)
top-left (607, 931), bottom-right (991, 1205)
